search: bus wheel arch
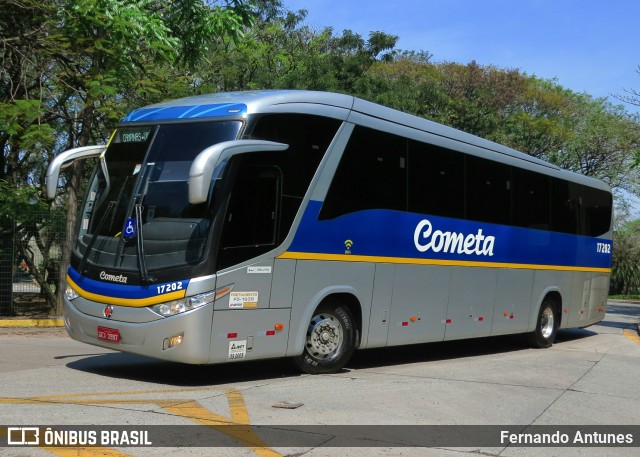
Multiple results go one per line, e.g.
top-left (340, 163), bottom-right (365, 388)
top-left (293, 294), bottom-right (361, 374)
top-left (527, 292), bottom-right (561, 349)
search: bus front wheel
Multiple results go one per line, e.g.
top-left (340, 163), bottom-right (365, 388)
top-left (294, 302), bottom-right (356, 374)
top-left (527, 298), bottom-right (559, 348)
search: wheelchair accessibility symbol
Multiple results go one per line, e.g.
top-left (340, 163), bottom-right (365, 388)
top-left (123, 218), bottom-right (137, 238)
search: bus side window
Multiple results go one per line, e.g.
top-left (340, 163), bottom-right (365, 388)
top-left (217, 164), bottom-right (281, 269)
top-left (320, 126), bottom-right (407, 219)
top-left (466, 155), bottom-right (512, 225)
top-left (582, 185), bottom-right (612, 236)
top-left (512, 168), bottom-right (550, 230)
top-left (408, 140), bottom-right (465, 219)
top-left (246, 114), bottom-right (342, 241)
top-left (550, 178), bottom-right (580, 235)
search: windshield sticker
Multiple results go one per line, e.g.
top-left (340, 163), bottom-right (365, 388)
top-left (122, 218), bottom-right (137, 238)
top-left (133, 164), bottom-right (141, 175)
top-left (229, 292), bottom-right (259, 308)
top-left (247, 266), bottom-right (271, 274)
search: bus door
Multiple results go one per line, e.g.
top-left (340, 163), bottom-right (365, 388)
top-left (209, 163), bottom-right (291, 363)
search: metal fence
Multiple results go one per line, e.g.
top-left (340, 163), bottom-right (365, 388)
top-left (0, 209), bottom-right (66, 317)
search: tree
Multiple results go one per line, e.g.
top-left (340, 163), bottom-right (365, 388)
top-left (0, 181), bottom-right (64, 312)
top-left (357, 57), bottom-right (640, 199)
top-left (548, 95), bottom-right (640, 194)
top-left (610, 220), bottom-right (640, 295)
top-left (189, 4), bottom-right (399, 93)
top-left (0, 0), bottom-right (255, 313)
top-left (617, 65), bottom-right (640, 107)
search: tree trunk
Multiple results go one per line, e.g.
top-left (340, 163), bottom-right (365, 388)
top-left (17, 238), bottom-right (57, 312)
top-left (54, 103), bottom-right (95, 314)
top-left (54, 160), bottom-right (82, 314)
top-left (0, 224), bottom-right (14, 316)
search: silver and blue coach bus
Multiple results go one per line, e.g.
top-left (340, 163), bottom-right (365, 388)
top-left (46, 90), bottom-right (613, 374)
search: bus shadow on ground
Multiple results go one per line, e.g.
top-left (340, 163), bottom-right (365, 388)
top-left (348, 328), bottom-right (596, 370)
top-left (65, 352), bottom-right (300, 386)
top-left (603, 303), bottom-right (640, 318)
top-left (594, 320), bottom-right (636, 330)
top-left (65, 328), bottom-right (597, 386)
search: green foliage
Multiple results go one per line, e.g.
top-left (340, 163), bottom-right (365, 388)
top-left (611, 220), bottom-right (640, 295)
top-left (1, 0), bottom-right (256, 312)
top-left (552, 96), bottom-right (640, 193)
top-left (197, 8), bottom-right (400, 93)
top-left (0, 100), bottom-right (56, 152)
top-left (0, 180), bottom-right (46, 219)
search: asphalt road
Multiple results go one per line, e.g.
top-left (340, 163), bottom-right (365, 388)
top-left (1, 301), bottom-right (639, 457)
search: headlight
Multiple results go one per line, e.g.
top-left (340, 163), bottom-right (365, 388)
top-left (65, 286), bottom-right (79, 301)
top-left (150, 291), bottom-right (216, 317)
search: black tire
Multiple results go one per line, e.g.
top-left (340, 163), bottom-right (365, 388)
top-left (527, 298), bottom-right (559, 348)
top-left (293, 302), bottom-right (357, 374)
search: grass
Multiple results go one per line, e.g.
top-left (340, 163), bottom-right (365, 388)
top-left (609, 294), bottom-right (640, 300)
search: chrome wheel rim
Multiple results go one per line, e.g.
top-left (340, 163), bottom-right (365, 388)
top-left (540, 307), bottom-right (555, 339)
top-left (305, 313), bottom-right (343, 360)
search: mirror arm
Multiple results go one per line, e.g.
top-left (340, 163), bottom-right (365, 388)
top-left (46, 145), bottom-right (106, 200)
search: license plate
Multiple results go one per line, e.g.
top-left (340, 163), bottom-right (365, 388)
top-left (97, 326), bottom-right (121, 343)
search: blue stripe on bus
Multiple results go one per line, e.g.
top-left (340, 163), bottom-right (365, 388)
top-left (122, 103), bottom-right (247, 122)
top-left (67, 266), bottom-right (189, 301)
top-left (287, 201), bottom-right (612, 271)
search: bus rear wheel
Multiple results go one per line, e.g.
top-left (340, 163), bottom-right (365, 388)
top-left (294, 302), bottom-right (356, 374)
top-left (527, 298), bottom-right (559, 348)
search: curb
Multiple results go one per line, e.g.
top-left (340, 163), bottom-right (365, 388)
top-left (0, 318), bottom-right (64, 328)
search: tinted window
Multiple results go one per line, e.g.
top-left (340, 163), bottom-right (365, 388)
top-left (408, 140), bottom-right (465, 218)
top-left (319, 125), bottom-right (612, 237)
top-left (466, 155), bottom-right (511, 225)
top-left (513, 168), bottom-right (550, 229)
top-left (550, 178), bottom-right (580, 234)
top-left (320, 126), bottom-right (407, 219)
top-left (142, 121), bottom-right (243, 220)
top-left (218, 162), bottom-right (281, 269)
top-left (217, 114), bottom-right (341, 269)
top-left (582, 186), bottom-right (612, 236)
top-left (248, 114), bottom-right (341, 239)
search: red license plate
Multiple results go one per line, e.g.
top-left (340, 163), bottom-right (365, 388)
top-left (97, 326), bottom-right (121, 343)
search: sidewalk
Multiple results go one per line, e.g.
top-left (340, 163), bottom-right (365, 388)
top-left (0, 317), bottom-right (64, 327)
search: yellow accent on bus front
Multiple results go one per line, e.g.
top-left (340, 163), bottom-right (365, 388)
top-left (66, 275), bottom-right (187, 307)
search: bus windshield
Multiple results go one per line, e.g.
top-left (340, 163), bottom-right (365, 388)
top-left (76, 121), bottom-right (242, 273)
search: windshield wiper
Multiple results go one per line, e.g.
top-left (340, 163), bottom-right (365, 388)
top-left (134, 202), bottom-right (155, 284)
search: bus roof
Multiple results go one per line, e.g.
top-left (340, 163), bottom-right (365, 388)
top-left (120, 90), bottom-right (610, 192)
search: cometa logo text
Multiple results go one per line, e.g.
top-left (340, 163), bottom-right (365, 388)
top-left (99, 271), bottom-right (128, 284)
top-left (413, 219), bottom-right (495, 256)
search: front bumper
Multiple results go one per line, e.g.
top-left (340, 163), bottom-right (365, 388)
top-left (63, 296), bottom-right (214, 364)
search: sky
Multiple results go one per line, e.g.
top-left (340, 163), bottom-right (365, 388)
top-left (282, 0), bottom-right (640, 113)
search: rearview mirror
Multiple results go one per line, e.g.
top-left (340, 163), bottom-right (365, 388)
top-left (46, 145), bottom-right (106, 200)
top-left (189, 140), bottom-right (288, 204)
